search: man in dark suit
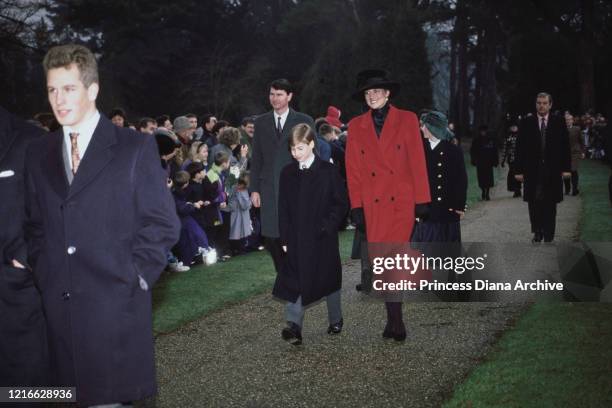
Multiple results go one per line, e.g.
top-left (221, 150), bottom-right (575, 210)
top-left (0, 107), bottom-right (48, 389)
top-left (514, 92), bottom-right (571, 243)
top-left (250, 79), bottom-right (314, 272)
top-left (22, 44), bottom-right (180, 407)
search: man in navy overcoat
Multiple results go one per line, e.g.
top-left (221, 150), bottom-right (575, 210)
top-left (23, 44), bottom-right (180, 407)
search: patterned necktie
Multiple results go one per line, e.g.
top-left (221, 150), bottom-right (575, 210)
top-left (276, 116), bottom-right (282, 138)
top-left (70, 132), bottom-right (80, 175)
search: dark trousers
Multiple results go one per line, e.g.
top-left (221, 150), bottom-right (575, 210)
top-left (264, 237), bottom-right (285, 273)
top-left (563, 171), bottom-right (579, 193)
top-left (528, 199), bottom-right (557, 241)
top-left (507, 164), bottom-right (522, 192)
top-left (217, 211), bottom-right (231, 256)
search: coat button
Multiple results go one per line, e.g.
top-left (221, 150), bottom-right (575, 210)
top-left (437, 174), bottom-right (442, 178)
top-left (361, 150), bottom-right (365, 154)
top-left (374, 199), bottom-right (379, 203)
top-left (62, 291), bottom-right (70, 300)
top-left (437, 185), bottom-right (442, 189)
top-left (67, 246), bottom-right (76, 255)
top-left (371, 172), bottom-right (376, 177)
top-left (391, 196), bottom-right (395, 201)
top-left (437, 162), bottom-right (442, 166)
top-left (397, 145), bottom-right (401, 150)
top-left (437, 197), bottom-right (442, 201)
top-left (440, 151), bottom-right (444, 155)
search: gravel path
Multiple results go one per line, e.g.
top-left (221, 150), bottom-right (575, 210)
top-left (140, 170), bottom-right (582, 407)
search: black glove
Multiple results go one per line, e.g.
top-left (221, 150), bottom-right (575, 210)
top-left (350, 208), bottom-right (366, 233)
top-left (415, 204), bottom-right (429, 221)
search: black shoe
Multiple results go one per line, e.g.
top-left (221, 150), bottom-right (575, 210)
top-left (513, 191), bottom-right (521, 198)
top-left (355, 283), bottom-right (363, 292)
top-left (281, 322), bottom-right (302, 346)
top-left (327, 318), bottom-right (343, 335)
top-left (382, 322), bottom-right (393, 339)
top-left (532, 232), bottom-right (543, 243)
top-left (393, 321), bottom-right (407, 342)
top-left (572, 190), bottom-right (579, 196)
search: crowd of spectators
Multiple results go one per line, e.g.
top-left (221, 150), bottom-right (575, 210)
top-left (27, 107), bottom-right (349, 272)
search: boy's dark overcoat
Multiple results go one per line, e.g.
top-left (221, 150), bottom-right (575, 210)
top-left (273, 158), bottom-right (348, 306)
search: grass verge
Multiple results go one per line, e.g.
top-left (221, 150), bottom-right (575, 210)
top-left (444, 159), bottom-right (612, 407)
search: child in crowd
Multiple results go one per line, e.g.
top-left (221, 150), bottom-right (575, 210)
top-left (273, 123), bottom-right (348, 345)
top-left (200, 151), bottom-right (231, 261)
top-left (228, 173), bottom-right (253, 255)
top-left (172, 171), bottom-right (216, 267)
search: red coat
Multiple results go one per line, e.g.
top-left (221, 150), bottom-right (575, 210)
top-left (346, 105), bottom-right (430, 243)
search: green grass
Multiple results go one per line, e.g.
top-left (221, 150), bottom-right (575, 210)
top-left (463, 151), bottom-right (503, 208)
top-left (152, 230), bottom-right (355, 334)
top-left (443, 303), bottom-right (612, 408)
top-left (578, 159), bottom-right (612, 241)
top-left (444, 159), bottom-right (612, 407)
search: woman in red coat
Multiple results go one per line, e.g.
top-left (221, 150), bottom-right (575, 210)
top-left (346, 69), bottom-right (430, 341)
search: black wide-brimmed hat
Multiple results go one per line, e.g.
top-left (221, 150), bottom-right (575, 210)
top-left (352, 69), bottom-right (400, 101)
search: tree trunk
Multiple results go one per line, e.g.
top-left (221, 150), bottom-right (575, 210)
top-left (579, 0), bottom-right (595, 112)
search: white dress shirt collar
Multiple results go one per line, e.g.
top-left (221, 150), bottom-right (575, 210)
top-left (274, 108), bottom-right (290, 130)
top-left (63, 110), bottom-right (101, 169)
top-left (428, 137), bottom-right (441, 150)
top-left (299, 153), bottom-right (315, 170)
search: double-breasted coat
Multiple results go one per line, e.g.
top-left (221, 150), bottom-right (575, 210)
top-left (345, 105), bottom-right (430, 243)
top-left (0, 106), bottom-right (48, 386)
top-left (251, 109), bottom-right (314, 238)
top-left (23, 116), bottom-right (180, 406)
top-left (515, 114), bottom-right (571, 203)
top-left (273, 158), bottom-right (348, 306)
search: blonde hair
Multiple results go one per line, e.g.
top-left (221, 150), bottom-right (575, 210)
top-left (289, 123), bottom-right (316, 147)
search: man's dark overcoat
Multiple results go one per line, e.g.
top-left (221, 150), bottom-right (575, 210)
top-left (0, 106), bottom-right (48, 387)
top-left (251, 109), bottom-right (314, 238)
top-left (273, 158), bottom-right (348, 306)
top-left (515, 114), bottom-right (571, 203)
top-left (23, 116), bottom-right (180, 406)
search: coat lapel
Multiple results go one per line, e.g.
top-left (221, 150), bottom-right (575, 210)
top-left (43, 131), bottom-right (70, 199)
top-left (67, 117), bottom-right (117, 200)
top-left (380, 105), bottom-right (401, 156)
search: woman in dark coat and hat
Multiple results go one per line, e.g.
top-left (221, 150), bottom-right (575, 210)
top-left (345, 69), bottom-right (430, 341)
top-left (412, 111), bottom-right (467, 243)
top-left (274, 124), bottom-right (348, 345)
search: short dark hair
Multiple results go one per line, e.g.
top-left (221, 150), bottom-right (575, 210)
top-left (174, 171), bottom-right (190, 188)
top-left (218, 127), bottom-right (241, 147)
top-left (214, 151), bottom-right (230, 166)
top-left (241, 116), bottom-right (255, 127)
top-left (212, 120), bottom-right (229, 135)
top-left (270, 78), bottom-right (292, 94)
top-left (138, 117), bottom-right (155, 129)
top-left (186, 161), bottom-right (205, 179)
top-left (185, 113), bottom-right (197, 119)
top-left (202, 113), bottom-right (216, 124)
top-left (318, 123), bottom-right (334, 137)
top-left (109, 108), bottom-right (127, 121)
top-left (314, 117), bottom-right (329, 133)
top-left (156, 114), bottom-right (171, 127)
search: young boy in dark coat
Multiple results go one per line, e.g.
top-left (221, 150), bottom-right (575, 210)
top-left (274, 123), bottom-right (349, 345)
